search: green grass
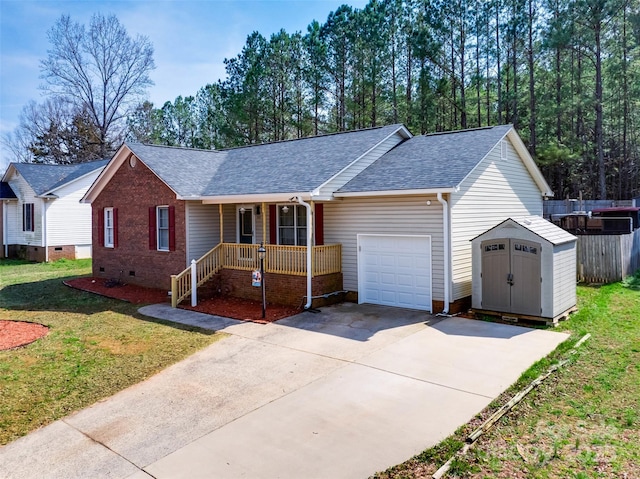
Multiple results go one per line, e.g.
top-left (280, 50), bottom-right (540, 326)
top-left (0, 259), bottom-right (223, 445)
top-left (373, 278), bottom-right (640, 479)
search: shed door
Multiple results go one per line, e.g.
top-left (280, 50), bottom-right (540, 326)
top-left (481, 239), bottom-right (541, 316)
top-left (358, 235), bottom-right (432, 312)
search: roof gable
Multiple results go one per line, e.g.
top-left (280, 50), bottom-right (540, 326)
top-left (3, 161), bottom-right (108, 196)
top-left (473, 216), bottom-right (577, 246)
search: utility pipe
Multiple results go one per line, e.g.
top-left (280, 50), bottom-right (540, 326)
top-left (3, 201), bottom-right (8, 258)
top-left (437, 193), bottom-right (450, 314)
top-left (295, 196), bottom-right (313, 310)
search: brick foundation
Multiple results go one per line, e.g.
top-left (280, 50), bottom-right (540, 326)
top-left (47, 245), bottom-right (76, 261)
top-left (6, 244), bottom-right (46, 262)
top-left (202, 269), bottom-right (344, 308)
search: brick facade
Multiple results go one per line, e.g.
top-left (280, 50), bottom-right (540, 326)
top-left (204, 269), bottom-right (344, 308)
top-left (92, 158), bottom-right (186, 290)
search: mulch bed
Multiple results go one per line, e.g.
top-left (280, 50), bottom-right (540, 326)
top-left (64, 277), bottom-right (301, 323)
top-left (0, 321), bottom-right (49, 350)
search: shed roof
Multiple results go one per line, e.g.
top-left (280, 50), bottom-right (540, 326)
top-left (338, 125), bottom-right (513, 193)
top-left (473, 216), bottom-right (577, 246)
top-left (0, 181), bottom-right (17, 199)
top-left (127, 124), bottom-right (407, 198)
top-left (4, 160), bottom-right (108, 196)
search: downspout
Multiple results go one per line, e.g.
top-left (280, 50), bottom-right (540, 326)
top-left (3, 201), bottom-right (7, 258)
top-left (437, 193), bottom-right (450, 314)
top-left (295, 196), bottom-right (313, 310)
top-left (43, 199), bottom-right (49, 262)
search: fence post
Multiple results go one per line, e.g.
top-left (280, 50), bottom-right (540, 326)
top-left (171, 275), bottom-right (177, 308)
top-left (191, 259), bottom-right (197, 307)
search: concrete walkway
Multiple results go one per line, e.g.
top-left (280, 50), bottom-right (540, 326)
top-left (0, 303), bottom-right (569, 479)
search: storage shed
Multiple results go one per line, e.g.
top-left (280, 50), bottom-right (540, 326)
top-left (471, 216), bottom-right (577, 324)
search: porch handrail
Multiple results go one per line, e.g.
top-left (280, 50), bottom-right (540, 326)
top-left (171, 243), bottom-right (342, 307)
top-left (171, 243), bottom-right (224, 307)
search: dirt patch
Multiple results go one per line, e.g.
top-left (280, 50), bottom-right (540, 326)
top-left (65, 277), bottom-right (301, 323)
top-left (64, 277), bottom-right (169, 304)
top-left (0, 321), bottom-right (49, 350)
top-left (181, 296), bottom-right (302, 324)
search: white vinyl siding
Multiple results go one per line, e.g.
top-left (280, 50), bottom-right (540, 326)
top-left (552, 242), bottom-right (577, 317)
top-left (323, 195), bottom-right (444, 302)
top-left (186, 202), bottom-right (220, 263)
top-left (45, 171), bottom-right (97, 247)
top-left (7, 174), bottom-right (42, 246)
top-left (450, 138), bottom-right (543, 300)
top-left (315, 132), bottom-right (407, 198)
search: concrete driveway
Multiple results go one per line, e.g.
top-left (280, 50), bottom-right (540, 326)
top-left (0, 303), bottom-right (569, 479)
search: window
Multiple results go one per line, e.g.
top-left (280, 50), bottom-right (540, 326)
top-left (104, 208), bottom-right (114, 247)
top-left (22, 203), bottom-right (34, 232)
top-left (278, 205), bottom-right (307, 246)
top-left (157, 206), bottom-right (170, 251)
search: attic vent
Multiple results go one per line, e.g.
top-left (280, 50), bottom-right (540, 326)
top-left (129, 155), bottom-right (137, 168)
top-left (501, 140), bottom-right (508, 160)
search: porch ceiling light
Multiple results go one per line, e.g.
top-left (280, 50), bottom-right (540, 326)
top-left (240, 207), bottom-right (246, 214)
top-left (282, 205), bottom-right (289, 214)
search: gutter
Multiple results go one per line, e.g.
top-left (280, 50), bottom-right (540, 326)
top-left (295, 196), bottom-right (313, 310)
top-left (437, 193), bottom-right (450, 314)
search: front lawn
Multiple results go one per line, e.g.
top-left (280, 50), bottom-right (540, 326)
top-left (374, 274), bottom-right (640, 478)
top-left (0, 259), bottom-right (222, 445)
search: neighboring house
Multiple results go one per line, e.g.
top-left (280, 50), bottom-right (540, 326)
top-left (1, 160), bottom-right (108, 261)
top-left (82, 124), bottom-right (552, 313)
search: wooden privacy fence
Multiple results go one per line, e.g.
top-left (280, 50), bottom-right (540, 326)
top-left (577, 229), bottom-right (640, 283)
top-left (171, 243), bottom-right (342, 307)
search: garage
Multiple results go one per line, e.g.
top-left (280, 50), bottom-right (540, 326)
top-left (357, 234), bottom-right (432, 312)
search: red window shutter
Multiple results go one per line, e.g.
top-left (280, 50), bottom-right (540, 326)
top-left (113, 208), bottom-right (119, 248)
top-left (149, 207), bottom-right (156, 250)
top-left (314, 203), bottom-right (324, 246)
top-left (168, 206), bottom-right (176, 251)
top-left (22, 204), bottom-right (26, 231)
top-left (269, 204), bottom-right (277, 244)
top-left (30, 204), bottom-right (34, 232)
top-left (98, 208), bottom-right (104, 246)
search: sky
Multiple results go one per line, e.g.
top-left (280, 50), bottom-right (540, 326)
top-left (0, 0), bottom-right (368, 170)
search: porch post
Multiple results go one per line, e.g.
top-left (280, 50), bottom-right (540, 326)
top-left (190, 259), bottom-right (197, 307)
top-left (262, 202), bottom-right (266, 243)
top-left (219, 204), bottom-right (223, 244)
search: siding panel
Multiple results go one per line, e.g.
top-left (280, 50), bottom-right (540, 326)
top-left (323, 195), bottom-right (444, 301)
top-left (186, 202), bottom-right (220, 263)
top-left (451, 139), bottom-right (543, 300)
top-left (7, 174), bottom-right (42, 246)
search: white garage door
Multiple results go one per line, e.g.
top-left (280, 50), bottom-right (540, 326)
top-left (358, 235), bottom-right (432, 312)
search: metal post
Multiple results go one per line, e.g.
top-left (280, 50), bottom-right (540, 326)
top-left (261, 252), bottom-right (266, 319)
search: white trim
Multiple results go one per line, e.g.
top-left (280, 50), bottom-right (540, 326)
top-left (335, 187), bottom-right (455, 198)
top-left (356, 233), bottom-right (433, 313)
top-left (157, 205), bottom-right (170, 251)
top-left (236, 205), bottom-right (255, 244)
top-left (201, 192), bottom-right (312, 205)
top-left (104, 207), bottom-right (115, 248)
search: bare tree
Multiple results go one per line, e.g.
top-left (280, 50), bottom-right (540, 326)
top-left (40, 13), bottom-right (155, 158)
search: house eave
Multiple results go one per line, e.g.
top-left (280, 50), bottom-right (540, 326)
top-left (334, 187), bottom-right (455, 198)
top-left (199, 192), bottom-right (313, 204)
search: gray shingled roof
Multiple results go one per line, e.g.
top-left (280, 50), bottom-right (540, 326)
top-left (127, 124), bottom-right (405, 197)
top-left (338, 125), bottom-right (513, 193)
top-left (11, 160), bottom-right (108, 196)
top-left (473, 216), bottom-right (577, 246)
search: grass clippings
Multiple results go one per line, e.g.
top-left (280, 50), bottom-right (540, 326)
top-left (372, 277), bottom-right (640, 479)
top-left (0, 259), bottom-right (223, 445)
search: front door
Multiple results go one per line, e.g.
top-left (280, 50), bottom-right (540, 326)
top-left (238, 207), bottom-right (254, 244)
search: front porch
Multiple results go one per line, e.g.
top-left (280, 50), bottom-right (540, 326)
top-left (171, 243), bottom-right (342, 308)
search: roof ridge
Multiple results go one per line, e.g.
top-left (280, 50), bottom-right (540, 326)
top-left (423, 124), bottom-right (512, 137)
top-left (129, 142), bottom-right (219, 153)
top-left (219, 124), bottom-right (404, 151)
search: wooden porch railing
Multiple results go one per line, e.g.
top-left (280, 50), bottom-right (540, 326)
top-left (170, 243), bottom-right (342, 307)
